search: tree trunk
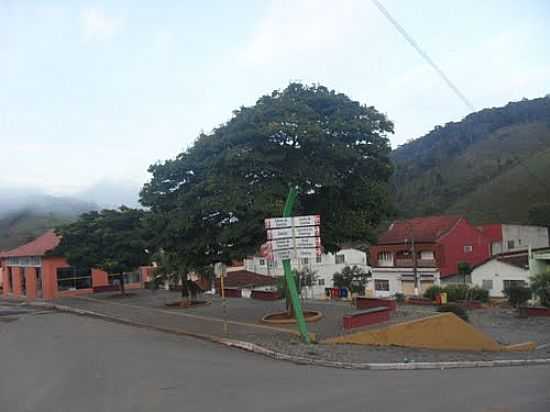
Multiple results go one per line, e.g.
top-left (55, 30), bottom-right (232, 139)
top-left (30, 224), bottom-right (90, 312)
top-left (181, 273), bottom-right (191, 305)
top-left (119, 272), bottom-right (125, 295)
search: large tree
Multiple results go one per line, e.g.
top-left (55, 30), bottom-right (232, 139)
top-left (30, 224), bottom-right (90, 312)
top-left (53, 207), bottom-right (151, 295)
top-left (141, 83), bottom-right (394, 268)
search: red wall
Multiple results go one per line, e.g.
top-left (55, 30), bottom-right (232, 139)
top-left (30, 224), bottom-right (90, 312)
top-left (438, 218), bottom-right (492, 277)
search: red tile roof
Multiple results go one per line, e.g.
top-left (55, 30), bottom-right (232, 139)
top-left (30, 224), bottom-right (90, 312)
top-left (215, 270), bottom-right (277, 289)
top-left (377, 215), bottom-right (463, 244)
top-left (0, 231), bottom-right (60, 258)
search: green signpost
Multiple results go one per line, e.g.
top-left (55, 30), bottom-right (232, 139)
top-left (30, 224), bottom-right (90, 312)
top-left (281, 187), bottom-right (311, 344)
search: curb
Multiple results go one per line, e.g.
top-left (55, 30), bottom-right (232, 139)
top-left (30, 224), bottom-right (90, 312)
top-left (26, 301), bottom-right (550, 371)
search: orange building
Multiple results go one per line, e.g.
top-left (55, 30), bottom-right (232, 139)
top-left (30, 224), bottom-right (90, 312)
top-left (1, 231), bottom-right (144, 300)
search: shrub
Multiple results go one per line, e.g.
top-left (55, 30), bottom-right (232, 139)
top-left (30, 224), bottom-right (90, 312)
top-left (437, 303), bottom-right (469, 321)
top-left (423, 285), bottom-right (443, 301)
top-left (468, 286), bottom-right (489, 303)
top-left (503, 285), bottom-right (532, 308)
top-left (530, 271), bottom-right (550, 307)
top-left (443, 284), bottom-right (470, 302)
top-left (394, 293), bottom-right (405, 303)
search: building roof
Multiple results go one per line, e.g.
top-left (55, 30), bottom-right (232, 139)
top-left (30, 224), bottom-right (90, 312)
top-left (472, 250), bottom-right (530, 271)
top-left (0, 231), bottom-right (60, 258)
top-left (216, 270), bottom-right (277, 289)
top-left (377, 215), bottom-right (463, 245)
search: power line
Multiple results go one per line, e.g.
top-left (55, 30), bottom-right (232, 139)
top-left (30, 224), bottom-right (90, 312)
top-left (370, 0), bottom-right (476, 112)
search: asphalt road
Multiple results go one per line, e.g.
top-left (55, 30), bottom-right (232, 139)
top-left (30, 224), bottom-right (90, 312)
top-left (1, 306), bottom-right (549, 412)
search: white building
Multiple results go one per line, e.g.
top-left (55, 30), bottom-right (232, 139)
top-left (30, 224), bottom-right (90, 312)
top-left (478, 224), bottom-right (550, 256)
top-left (243, 248), bottom-right (370, 299)
top-left (470, 251), bottom-right (530, 298)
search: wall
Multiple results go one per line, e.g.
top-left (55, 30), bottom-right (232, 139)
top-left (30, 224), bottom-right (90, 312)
top-left (438, 218), bottom-right (492, 277)
top-left (502, 225), bottom-right (549, 253)
top-left (471, 259), bottom-right (529, 297)
top-left (368, 243), bottom-right (439, 268)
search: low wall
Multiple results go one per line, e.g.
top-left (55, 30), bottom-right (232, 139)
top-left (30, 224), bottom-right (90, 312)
top-left (219, 288), bottom-right (242, 298)
top-left (407, 297), bottom-right (434, 306)
top-left (343, 307), bottom-right (391, 330)
top-left (251, 290), bottom-right (280, 301)
top-left (356, 297), bottom-right (396, 312)
top-left (525, 306), bottom-right (550, 317)
top-left (457, 300), bottom-right (483, 310)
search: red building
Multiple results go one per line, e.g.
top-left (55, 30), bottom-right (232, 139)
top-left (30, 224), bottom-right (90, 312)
top-left (369, 216), bottom-right (494, 294)
top-left (1, 231), bottom-right (144, 300)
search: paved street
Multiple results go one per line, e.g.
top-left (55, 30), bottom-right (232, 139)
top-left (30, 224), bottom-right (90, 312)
top-left (1, 307), bottom-right (549, 412)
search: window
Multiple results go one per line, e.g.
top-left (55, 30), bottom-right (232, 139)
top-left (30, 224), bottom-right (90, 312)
top-left (108, 271), bottom-right (142, 285)
top-left (259, 259), bottom-right (266, 266)
top-left (318, 279), bottom-right (325, 286)
top-left (481, 279), bottom-right (493, 290)
top-left (6, 256), bottom-right (41, 267)
top-left (375, 279), bottom-right (390, 291)
top-left (335, 254), bottom-right (345, 264)
top-left (57, 267), bottom-right (92, 291)
top-left (301, 258), bottom-right (309, 265)
top-left (503, 279), bottom-right (527, 290)
top-left (379, 251), bottom-right (392, 261)
top-left (464, 245), bottom-right (473, 253)
top-left (507, 240), bottom-right (515, 250)
top-left (315, 256), bottom-right (322, 264)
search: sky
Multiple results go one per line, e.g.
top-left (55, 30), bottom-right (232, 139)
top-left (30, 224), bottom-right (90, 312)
top-left (1, 0), bottom-right (549, 204)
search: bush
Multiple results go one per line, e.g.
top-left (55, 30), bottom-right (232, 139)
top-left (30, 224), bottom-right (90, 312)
top-left (394, 293), bottom-right (405, 303)
top-left (504, 285), bottom-right (532, 308)
top-left (443, 284), bottom-right (470, 302)
top-left (437, 303), bottom-right (469, 321)
top-left (423, 285), bottom-right (443, 301)
top-left (530, 271), bottom-right (550, 307)
top-left (468, 286), bottom-right (489, 303)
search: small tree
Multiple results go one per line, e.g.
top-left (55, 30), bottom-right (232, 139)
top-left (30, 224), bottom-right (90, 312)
top-left (457, 261), bottom-right (472, 285)
top-left (54, 207), bottom-right (150, 295)
top-left (332, 266), bottom-right (370, 295)
top-left (504, 285), bottom-right (532, 308)
top-left (530, 271), bottom-right (550, 307)
top-left (153, 251), bottom-right (202, 304)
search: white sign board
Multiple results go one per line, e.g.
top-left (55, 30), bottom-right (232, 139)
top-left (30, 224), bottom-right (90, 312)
top-left (294, 237), bottom-right (321, 249)
top-left (292, 215), bottom-right (320, 227)
top-left (264, 217), bottom-right (293, 229)
top-left (267, 225), bottom-right (320, 240)
top-left (265, 247), bottom-right (322, 260)
top-left (265, 215), bottom-right (320, 229)
top-left (267, 238), bottom-right (294, 251)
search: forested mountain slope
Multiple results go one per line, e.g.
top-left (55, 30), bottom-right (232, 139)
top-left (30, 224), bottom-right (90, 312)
top-left (391, 96), bottom-right (550, 224)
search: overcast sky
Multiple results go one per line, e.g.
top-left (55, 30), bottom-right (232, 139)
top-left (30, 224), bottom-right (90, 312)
top-left (1, 0), bottom-right (549, 201)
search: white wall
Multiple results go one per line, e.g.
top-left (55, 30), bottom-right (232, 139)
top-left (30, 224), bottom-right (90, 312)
top-left (471, 259), bottom-right (529, 298)
top-left (244, 248), bottom-right (370, 299)
top-left (369, 267), bottom-right (440, 297)
top-left (501, 225), bottom-right (549, 253)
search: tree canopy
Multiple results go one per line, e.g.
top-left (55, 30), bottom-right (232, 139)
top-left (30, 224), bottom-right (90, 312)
top-left (141, 83), bottom-right (394, 267)
top-left (53, 207), bottom-right (151, 293)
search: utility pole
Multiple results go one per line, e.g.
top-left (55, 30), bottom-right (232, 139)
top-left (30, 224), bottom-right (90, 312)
top-left (411, 235), bottom-right (419, 296)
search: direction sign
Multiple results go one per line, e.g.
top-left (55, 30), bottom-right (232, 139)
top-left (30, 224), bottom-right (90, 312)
top-left (266, 238), bottom-right (294, 251)
top-left (294, 236), bottom-right (321, 249)
top-left (264, 217), bottom-right (293, 230)
top-left (265, 247), bottom-right (322, 260)
top-left (267, 225), bottom-right (320, 240)
top-left (293, 215), bottom-right (320, 227)
top-left (265, 215), bottom-right (320, 230)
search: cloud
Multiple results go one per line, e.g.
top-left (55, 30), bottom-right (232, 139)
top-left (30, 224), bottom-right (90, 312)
top-left (80, 7), bottom-right (122, 41)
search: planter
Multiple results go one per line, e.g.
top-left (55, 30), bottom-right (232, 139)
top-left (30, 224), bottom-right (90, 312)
top-left (356, 296), bottom-right (397, 312)
top-left (521, 306), bottom-right (550, 317)
top-left (218, 288), bottom-right (242, 298)
top-left (251, 290), bottom-right (281, 301)
top-left (343, 307), bottom-right (391, 330)
top-left (407, 297), bottom-right (434, 306)
top-left (261, 311), bottom-right (322, 325)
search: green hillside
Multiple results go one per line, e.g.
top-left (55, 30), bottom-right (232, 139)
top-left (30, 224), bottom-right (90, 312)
top-left (392, 96), bottom-right (550, 224)
top-left (0, 211), bottom-right (75, 251)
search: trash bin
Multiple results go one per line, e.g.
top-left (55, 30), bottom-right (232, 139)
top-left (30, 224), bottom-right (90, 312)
top-left (440, 292), bottom-right (447, 304)
top-left (340, 288), bottom-right (348, 298)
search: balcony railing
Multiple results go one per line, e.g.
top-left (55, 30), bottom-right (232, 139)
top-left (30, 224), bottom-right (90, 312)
top-left (394, 258), bottom-right (436, 268)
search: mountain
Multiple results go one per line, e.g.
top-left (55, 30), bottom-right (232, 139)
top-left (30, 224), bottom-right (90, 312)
top-left (0, 191), bottom-right (98, 251)
top-left (391, 95), bottom-right (550, 225)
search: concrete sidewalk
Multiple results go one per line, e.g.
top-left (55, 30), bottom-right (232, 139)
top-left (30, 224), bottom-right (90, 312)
top-left (52, 294), bottom-right (298, 344)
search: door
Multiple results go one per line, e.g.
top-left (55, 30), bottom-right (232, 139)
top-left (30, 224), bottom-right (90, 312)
top-left (401, 280), bottom-right (415, 295)
top-left (36, 267), bottom-right (43, 298)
